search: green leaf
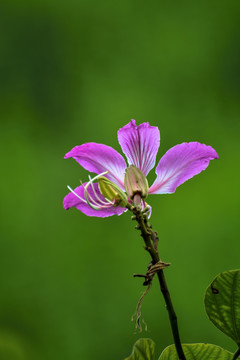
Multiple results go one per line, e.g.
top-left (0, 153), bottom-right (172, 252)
top-left (159, 343), bottom-right (233, 360)
top-left (124, 338), bottom-right (156, 360)
top-left (204, 269), bottom-right (240, 344)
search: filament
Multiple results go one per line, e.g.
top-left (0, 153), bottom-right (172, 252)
top-left (67, 185), bottom-right (87, 204)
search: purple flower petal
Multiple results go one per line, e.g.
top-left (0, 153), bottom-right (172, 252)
top-left (149, 142), bottom-right (219, 194)
top-left (63, 183), bottom-right (127, 217)
top-left (64, 143), bottom-right (127, 189)
top-left (117, 119), bottom-right (160, 175)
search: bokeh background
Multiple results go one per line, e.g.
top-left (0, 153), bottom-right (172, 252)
top-left (1, 1), bottom-right (240, 359)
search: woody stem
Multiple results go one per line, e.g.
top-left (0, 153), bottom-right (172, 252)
top-left (131, 206), bottom-right (186, 360)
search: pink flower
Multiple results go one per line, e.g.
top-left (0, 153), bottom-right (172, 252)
top-left (63, 120), bottom-right (218, 217)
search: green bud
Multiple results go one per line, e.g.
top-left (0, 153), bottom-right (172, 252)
top-left (98, 177), bottom-right (128, 207)
top-left (124, 165), bottom-right (149, 200)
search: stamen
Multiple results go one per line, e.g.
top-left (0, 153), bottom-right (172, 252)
top-left (67, 184), bottom-right (100, 210)
top-left (84, 181), bottom-right (112, 208)
top-left (67, 185), bottom-right (87, 204)
top-left (68, 171), bottom-right (118, 211)
top-left (83, 171), bottom-right (115, 210)
top-left (85, 178), bottom-right (104, 207)
top-left (82, 183), bottom-right (105, 210)
top-left (88, 175), bottom-right (113, 205)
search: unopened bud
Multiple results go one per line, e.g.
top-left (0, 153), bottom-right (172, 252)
top-left (98, 177), bottom-right (128, 207)
top-left (124, 165), bottom-right (149, 200)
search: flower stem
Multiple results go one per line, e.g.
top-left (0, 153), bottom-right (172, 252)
top-left (131, 206), bottom-right (186, 360)
top-left (233, 348), bottom-right (240, 360)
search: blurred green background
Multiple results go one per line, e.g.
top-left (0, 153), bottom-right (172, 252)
top-left (1, 0), bottom-right (240, 359)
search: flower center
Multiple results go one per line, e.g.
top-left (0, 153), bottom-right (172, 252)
top-left (67, 171), bottom-right (128, 211)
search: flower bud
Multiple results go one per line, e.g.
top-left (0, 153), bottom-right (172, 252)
top-left (124, 165), bottom-right (149, 200)
top-left (98, 177), bottom-right (128, 207)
